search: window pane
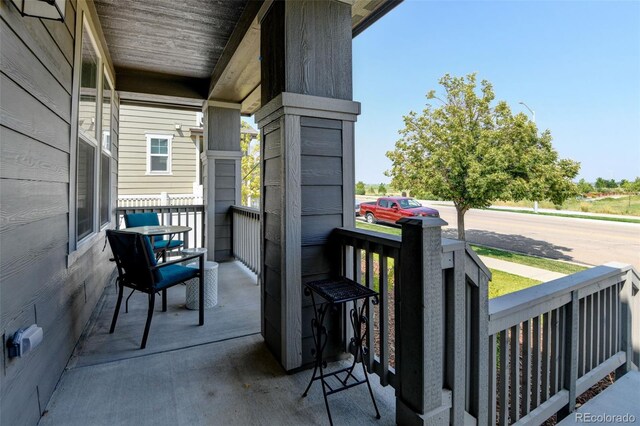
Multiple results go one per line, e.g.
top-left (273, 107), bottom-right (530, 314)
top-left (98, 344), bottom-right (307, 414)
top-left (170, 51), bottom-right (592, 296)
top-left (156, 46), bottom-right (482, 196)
top-left (151, 156), bottom-right (168, 172)
top-left (78, 27), bottom-right (98, 139)
top-left (100, 153), bottom-right (110, 225)
top-left (77, 139), bottom-right (95, 240)
top-left (102, 74), bottom-right (111, 151)
top-left (151, 138), bottom-right (168, 154)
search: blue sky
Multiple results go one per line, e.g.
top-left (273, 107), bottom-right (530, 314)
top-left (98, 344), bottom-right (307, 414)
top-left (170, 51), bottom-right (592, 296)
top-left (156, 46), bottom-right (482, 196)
top-left (352, 0), bottom-right (640, 184)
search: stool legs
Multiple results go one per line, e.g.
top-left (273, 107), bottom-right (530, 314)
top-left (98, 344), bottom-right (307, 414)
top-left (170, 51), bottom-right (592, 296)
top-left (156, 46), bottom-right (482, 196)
top-left (302, 293), bottom-right (380, 425)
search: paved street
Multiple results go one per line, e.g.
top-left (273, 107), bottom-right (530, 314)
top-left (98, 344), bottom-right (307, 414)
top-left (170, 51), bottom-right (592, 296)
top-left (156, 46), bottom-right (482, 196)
top-left (430, 205), bottom-right (640, 269)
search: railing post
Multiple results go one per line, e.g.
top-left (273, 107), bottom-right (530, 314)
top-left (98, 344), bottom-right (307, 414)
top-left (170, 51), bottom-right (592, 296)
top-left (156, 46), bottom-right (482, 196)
top-left (396, 217), bottom-right (449, 425)
top-left (616, 269), bottom-right (634, 378)
top-left (558, 290), bottom-right (579, 420)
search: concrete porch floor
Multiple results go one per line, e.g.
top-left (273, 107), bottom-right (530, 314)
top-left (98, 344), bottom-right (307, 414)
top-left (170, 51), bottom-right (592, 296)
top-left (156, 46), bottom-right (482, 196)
top-left (40, 261), bottom-right (396, 425)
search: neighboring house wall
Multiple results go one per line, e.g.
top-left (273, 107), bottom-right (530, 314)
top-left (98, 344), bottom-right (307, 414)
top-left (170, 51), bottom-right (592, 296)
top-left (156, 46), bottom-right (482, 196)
top-left (0, 1), bottom-right (118, 425)
top-left (118, 104), bottom-right (202, 196)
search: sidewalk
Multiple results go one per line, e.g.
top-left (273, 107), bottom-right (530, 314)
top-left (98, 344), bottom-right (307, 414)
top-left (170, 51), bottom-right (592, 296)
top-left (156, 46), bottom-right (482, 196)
top-left (478, 256), bottom-right (566, 282)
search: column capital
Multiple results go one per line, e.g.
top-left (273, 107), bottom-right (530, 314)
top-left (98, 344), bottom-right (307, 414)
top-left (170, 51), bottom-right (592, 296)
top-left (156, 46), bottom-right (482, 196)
top-left (205, 150), bottom-right (243, 160)
top-left (202, 100), bottom-right (242, 111)
top-left (255, 92), bottom-right (361, 127)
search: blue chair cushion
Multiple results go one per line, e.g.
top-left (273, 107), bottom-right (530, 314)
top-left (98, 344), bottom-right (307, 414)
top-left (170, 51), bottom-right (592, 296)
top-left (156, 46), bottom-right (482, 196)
top-left (155, 264), bottom-right (199, 290)
top-left (141, 236), bottom-right (163, 283)
top-left (124, 212), bottom-right (159, 228)
top-left (153, 239), bottom-right (184, 250)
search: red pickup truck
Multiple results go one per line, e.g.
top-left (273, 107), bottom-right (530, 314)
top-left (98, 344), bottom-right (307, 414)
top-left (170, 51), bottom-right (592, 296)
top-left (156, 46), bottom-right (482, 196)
top-left (359, 197), bottom-right (439, 224)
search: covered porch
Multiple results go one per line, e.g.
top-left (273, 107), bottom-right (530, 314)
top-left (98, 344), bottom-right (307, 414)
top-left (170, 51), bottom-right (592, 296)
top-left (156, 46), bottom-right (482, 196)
top-left (39, 260), bottom-right (397, 426)
top-left (2, 0), bottom-right (639, 424)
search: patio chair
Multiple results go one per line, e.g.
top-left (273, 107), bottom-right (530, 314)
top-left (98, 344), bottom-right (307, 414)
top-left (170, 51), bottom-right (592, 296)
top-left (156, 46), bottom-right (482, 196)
top-left (106, 229), bottom-right (205, 349)
top-left (123, 212), bottom-right (184, 254)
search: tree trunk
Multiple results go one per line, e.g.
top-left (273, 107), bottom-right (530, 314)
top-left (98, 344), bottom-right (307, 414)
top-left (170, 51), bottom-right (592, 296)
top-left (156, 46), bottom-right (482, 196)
top-left (456, 206), bottom-right (466, 240)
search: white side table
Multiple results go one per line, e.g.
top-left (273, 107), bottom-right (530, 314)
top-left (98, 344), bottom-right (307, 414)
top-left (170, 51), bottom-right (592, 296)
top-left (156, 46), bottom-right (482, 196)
top-left (181, 247), bottom-right (208, 265)
top-left (185, 261), bottom-right (218, 310)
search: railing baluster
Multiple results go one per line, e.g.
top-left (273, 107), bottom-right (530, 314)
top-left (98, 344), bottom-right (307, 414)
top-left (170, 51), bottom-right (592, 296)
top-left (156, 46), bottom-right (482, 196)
top-left (521, 319), bottom-right (531, 417)
top-left (499, 329), bottom-right (509, 426)
top-left (550, 309), bottom-right (559, 395)
top-left (379, 254), bottom-right (389, 386)
top-left (541, 311), bottom-right (551, 402)
top-left (532, 315), bottom-right (541, 410)
top-left (489, 334), bottom-right (498, 425)
top-left (586, 295), bottom-right (593, 373)
top-left (509, 324), bottom-right (520, 422)
top-left (365, 243), bottom-right (374, 373)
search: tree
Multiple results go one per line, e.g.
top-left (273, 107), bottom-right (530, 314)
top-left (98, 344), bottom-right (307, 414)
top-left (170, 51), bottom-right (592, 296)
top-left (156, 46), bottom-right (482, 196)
top-left (622, 177), bottom-right (640, 193)
top-left (594, 177), bottom-right (616, 190)
top-left (240, 121), bottom-right (260, 206)
top-left (577, 178), bottom-right (594, 195)
top-left (378, 183), bottom-right (387, 194)
top-left (386, 73), bottom-right (579, 240)
top-left (355, 181), bottom-right (366, 195)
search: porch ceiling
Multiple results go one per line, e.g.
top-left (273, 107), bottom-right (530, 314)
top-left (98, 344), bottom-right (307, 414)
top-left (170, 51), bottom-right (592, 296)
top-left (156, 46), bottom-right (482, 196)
top-left (95, 0), bottom-right (402, 111)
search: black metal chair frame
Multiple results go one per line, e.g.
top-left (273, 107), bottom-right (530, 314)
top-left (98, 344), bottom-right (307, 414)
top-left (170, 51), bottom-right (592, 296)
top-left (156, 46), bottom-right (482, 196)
top-left (106, 230), bottom-right (205, 349)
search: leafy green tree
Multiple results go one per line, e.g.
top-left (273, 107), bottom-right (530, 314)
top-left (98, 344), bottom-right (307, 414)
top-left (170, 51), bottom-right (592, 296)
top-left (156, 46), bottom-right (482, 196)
top-left (622, 177), bottom-right (640, 193)
top-left (577, 178), bottom-right (594, 195)
top-left (594, 177), bottom-right (616, 190)
top-left (241, 121), bottom-right (260, 206)
top-left (355, 181), bottom-right (366, 195)
top-left (386, 73), bottom-right (579, 240)
top-left (378, 183), bottom-right (387, 194)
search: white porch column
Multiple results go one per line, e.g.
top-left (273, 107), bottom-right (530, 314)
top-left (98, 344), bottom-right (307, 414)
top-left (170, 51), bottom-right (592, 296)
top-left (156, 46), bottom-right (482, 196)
top-left (202, 101), bottom-right (242, 261)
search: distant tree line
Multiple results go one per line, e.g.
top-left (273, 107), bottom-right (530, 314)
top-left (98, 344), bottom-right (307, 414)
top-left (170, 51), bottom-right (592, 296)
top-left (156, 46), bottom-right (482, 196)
top-left (577, 177), bottom-right (640, 195)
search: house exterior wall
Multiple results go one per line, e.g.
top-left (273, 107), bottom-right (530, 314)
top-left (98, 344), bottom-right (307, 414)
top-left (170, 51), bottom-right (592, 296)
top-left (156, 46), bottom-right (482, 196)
top-left (0, 1), bottom-right (118, 424)
top-left (118, 103), bottom-right (201, 196)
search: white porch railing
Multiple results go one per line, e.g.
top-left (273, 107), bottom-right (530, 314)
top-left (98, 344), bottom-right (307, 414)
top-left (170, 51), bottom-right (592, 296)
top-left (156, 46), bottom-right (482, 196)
top-left (230, 206), bottom-right (261, 276)
top-left (115, 205), bottom-right (206, 250)
top-left (117, 193), bottom-right (203, 208)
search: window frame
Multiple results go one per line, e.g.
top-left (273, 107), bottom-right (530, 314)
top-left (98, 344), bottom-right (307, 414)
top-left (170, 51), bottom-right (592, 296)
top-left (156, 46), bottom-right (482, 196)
top-left (99, 69), bottom-right (114, 228)
top-left (76, 18), bottom-right (102, 245)
top-left (146, 134), bottom-right (173, 175)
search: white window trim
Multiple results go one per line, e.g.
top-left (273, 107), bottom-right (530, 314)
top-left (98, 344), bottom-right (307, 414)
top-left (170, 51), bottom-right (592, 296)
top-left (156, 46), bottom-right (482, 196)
top-left (146, 134), bottom-right (173, 175)
top-left (76, 16), bottom-right (102, 246)
top-left (100, 69), bottom-right (114, 228)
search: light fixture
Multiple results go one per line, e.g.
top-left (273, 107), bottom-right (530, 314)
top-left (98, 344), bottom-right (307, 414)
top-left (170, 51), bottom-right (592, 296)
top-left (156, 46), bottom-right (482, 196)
top-left (175, 124), bottom-right (182, 130)
top-left (10, 0), bottom-right (66, 21)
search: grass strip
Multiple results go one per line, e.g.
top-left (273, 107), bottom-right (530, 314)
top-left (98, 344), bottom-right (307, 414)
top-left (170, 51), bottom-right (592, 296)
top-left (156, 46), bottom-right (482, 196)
top-left (470, 244), bottom-right (588, 275)
top-left (488, 269), bottom-right (541, 299)
top-left (484, 208), bottom-right (640, 224)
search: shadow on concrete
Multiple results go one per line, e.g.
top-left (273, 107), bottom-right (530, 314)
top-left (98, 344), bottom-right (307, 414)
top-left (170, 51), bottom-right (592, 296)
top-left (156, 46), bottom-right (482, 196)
top-left (442, 228), bottom-right (576, 262)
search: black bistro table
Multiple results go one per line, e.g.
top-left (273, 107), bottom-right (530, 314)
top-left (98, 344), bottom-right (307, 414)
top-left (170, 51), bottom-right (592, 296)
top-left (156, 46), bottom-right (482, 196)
top-left (302, 277), bottom-right (381, 425)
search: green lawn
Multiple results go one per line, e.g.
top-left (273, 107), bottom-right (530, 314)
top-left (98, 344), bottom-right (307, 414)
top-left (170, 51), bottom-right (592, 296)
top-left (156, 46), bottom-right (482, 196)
top-left (488, 269), bottom-right (541, 299)
top-left (470, 244), bottom-right (588, 275)
top-left (356, 221), bottom-right (401, 236)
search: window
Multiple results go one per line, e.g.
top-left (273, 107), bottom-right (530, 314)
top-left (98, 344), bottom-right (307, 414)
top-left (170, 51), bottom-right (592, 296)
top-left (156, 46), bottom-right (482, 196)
top-left (77, 139), bottom-right (95, 240)
top-left (379, 200), bottom-right (389, 208)
top-left (146, 135), bottom-right (172, 174)
top-left (100, 72), bottom-right (113, 226)
top-left (76, 22), bottom-right (100, 242)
